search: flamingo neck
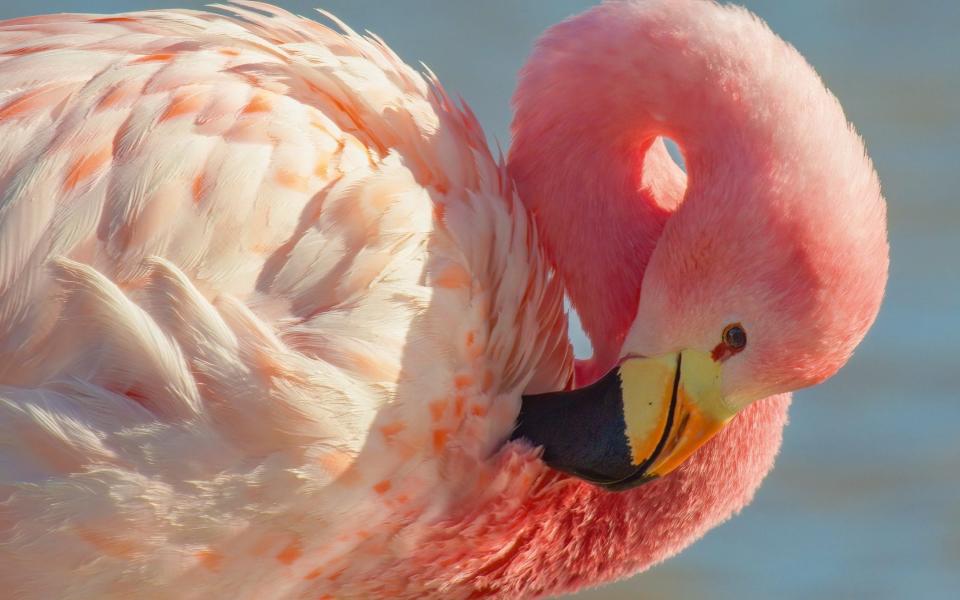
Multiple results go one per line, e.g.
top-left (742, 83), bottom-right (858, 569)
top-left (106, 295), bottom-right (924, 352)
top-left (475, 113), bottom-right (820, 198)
top-left (508, 2), bottom-right (782, 381)
top-left (405, 395), bottom-right (790, 597)
top-left (510, 134), bottom-right (686, 383)
top-left (490, 2), bottom-right (805, 594)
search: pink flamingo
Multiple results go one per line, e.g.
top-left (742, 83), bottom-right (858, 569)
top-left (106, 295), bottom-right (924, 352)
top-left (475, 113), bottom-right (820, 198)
top-left (0, 1), bottom-right (887, 598)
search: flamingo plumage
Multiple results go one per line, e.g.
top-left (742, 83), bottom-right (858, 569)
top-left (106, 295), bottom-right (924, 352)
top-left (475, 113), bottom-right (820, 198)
top-left (0, 1), bottom-right (887, 599)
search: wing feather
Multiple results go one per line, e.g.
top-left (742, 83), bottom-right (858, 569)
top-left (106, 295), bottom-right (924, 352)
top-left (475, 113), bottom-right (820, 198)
top-left (0, 6), bottom-right (571, 596)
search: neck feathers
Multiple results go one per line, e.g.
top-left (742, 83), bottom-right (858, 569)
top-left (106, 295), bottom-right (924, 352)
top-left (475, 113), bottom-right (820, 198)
top-left (413, 395), bottom-right (790, 597)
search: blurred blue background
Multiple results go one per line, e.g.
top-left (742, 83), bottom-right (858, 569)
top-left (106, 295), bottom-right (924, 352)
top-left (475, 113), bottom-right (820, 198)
top-left (4, 1), bottom-right (957, 598)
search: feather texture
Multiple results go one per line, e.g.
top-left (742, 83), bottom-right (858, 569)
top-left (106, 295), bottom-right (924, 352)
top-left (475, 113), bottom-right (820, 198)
top-left (0, 5), bottom-right (570, 598)
top-left (0, 2), bottom-right (880, 598)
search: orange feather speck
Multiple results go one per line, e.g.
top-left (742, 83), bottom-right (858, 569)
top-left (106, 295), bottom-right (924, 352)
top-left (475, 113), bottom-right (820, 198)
top-left (191, 173), bottom-right (205, 204)
top-left (275, 538), bottom-right (302, 565)
top-left (275, 168), bottom-right (309, 192)
top-left (196, 549), bottom-right (222, 572)
top-left (64, 147), bottom-right (112, 191)
top-left (160, 92), bottom-right (206, 122)
top-left (0, 86), bottom-right (62, 120)
top-left (242, 93), bottom-right (272, 115)
top-left (92, 17), bottom-right (138, 24)
top-left (132, 53), bottom-right (175, 64)
top-left (379, 421), bottom-right (405, 438)
top-left (454, 374), bottom-right (473, 390)
top-left (432, 429), bottom-right (449, 452)
top-left (96, 85), bottom-right (130, 111)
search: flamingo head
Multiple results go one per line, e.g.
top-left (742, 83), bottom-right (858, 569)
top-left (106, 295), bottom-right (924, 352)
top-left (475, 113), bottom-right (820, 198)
top-left (511, 0), bottom-right (888, 491)
top-left (608, 139), bottom-right (889, 481)
top-left (516, 140), bottom-right (887, 489)
top-left (515, 127), bottom-right (888, 489)
top-left (626, 163), bottom-right (889, 410)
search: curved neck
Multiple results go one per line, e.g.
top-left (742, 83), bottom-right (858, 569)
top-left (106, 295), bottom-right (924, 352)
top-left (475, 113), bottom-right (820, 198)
top-left (508, 1), bottom-right (780, 380)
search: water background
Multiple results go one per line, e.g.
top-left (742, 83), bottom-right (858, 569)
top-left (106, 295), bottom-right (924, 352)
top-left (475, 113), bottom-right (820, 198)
top-left (4, 1), bottom-right (958, 598)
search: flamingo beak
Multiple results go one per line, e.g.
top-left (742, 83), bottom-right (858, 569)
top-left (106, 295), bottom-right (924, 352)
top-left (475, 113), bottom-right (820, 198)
top-left (619, 350), bottom-right (736, 479)
top-left (512, 349), bottom-right (736, 491)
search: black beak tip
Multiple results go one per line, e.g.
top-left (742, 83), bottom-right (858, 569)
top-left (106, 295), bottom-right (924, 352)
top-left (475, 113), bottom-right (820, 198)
top-left (512, 366), bottom-right (665, 492)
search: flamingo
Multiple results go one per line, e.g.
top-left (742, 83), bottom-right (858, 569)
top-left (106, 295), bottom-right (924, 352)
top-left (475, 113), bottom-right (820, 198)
top-left (0, 1), bottom-right (887, 598)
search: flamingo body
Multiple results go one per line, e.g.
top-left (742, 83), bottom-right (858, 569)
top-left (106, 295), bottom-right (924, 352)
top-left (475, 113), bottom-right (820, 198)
top-left (0, 4), bottom-right (570, 597)
top-left (0, 2), bottom-right (886, 599)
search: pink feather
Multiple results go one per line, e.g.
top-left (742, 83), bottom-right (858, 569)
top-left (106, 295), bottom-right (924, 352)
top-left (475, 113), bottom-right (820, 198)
top-left (0, 1), bottom-right (886, 598)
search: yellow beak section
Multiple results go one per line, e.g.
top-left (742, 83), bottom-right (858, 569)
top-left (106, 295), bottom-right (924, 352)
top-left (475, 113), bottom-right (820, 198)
top-left (619, 350), bottom-right (736, 478)
top-left (511, 348), bottom-right (737, 491)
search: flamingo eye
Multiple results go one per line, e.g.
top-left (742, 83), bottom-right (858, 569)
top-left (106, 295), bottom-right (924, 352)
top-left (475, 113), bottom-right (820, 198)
top-left (723, 324), bottom-right (747, 350)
